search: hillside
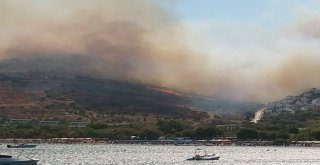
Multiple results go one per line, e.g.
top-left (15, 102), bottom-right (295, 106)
top-left (252, 89), bottom-right (320, 142)
top-left (0, 72), bottom-right (207, 122)
top-left (265, 88), bottom-right (320, 115)
top-left (0, 56), bottom-right (263, 123)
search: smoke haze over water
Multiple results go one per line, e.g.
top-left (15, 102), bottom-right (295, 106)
top-left (1, 0), bottom-right (320, 103)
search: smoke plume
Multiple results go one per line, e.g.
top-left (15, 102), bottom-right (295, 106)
top-left (1, 0), bottom-right (320, 103)
top-left (0, 0), bottom-right (212, 90)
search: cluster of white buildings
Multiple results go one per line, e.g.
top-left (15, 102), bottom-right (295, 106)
top-left (265, 88), bottom-right (320, 115)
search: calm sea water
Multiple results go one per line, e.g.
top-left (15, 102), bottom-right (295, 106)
top-left (2, 144), bottom-right (320, 165)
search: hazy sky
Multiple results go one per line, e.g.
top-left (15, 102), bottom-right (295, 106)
top-left (173, 0), bottom-right (320, 101)
top-left (175, 0), bottom-right (320, 66)
top-left (1, 0), bottom-right (320, 102)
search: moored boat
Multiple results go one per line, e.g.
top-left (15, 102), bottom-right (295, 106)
top-left (0, 154), bottom-right (39, 165)
top-left (186, 149), bottom-right (220, 161)
top-left (7, 144), bottom-right (37, 149)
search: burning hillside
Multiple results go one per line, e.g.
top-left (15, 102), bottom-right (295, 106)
top-left (149, 87), bottom-right (183, 96)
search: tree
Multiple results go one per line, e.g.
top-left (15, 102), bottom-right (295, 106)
top-left (195, 126), bottom-right (223, 140)
top-left (140, 129), bottom-right (161, 140)
top-left (275, 131), bottom-right (290, 139)
top-left (88, 123), bottom-right (108, 129)
top-left (289, 127), bottom-right (299, 134)
top-left (273, 138), bottom-right (290, 146)
top-left (310, 130), bottom-right (320, 140)
top-left (237, 128), bottom-right (258, 140)
top-left (156, 119), bottom-right (191, 134)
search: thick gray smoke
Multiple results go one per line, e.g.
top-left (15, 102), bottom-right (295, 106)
top-left (1, 0), bottom-right (320, 103)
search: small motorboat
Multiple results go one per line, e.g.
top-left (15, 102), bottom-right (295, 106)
top-left (187, 149), bottom-right (220, 161)
top-left (0, 148), bottom-right (43, 165)
top-left (0, 154), bottom-right (39, 165)
top-left (7, 144), bottom-right (37, 148)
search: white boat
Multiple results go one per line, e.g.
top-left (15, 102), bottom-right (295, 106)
top-left (186, 149), bottom-right (220, 161)
top-left (0, 154), bottom-right (39, 165)
top-left (0, 149), bottom-right (43, 165)
top-left (7, 144), bottom-right (37, 149)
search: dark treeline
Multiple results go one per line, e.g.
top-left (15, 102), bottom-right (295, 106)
top-left (2, 109), bottom-right (320, 145)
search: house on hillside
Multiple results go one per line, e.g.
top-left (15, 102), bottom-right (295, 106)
top-left (312, 98), bottom-right (320, 109)
top-left (39, 121), bottom-right (60, 126)
top-left (69, 122), bottom-right (88, 128)
top-left (10, 119), bottom-right (32, 125)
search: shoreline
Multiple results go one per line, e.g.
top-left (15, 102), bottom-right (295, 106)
top-left (1, 138), bottom-right (320, 147)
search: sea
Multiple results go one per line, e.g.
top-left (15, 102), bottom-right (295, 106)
top-left (2, 144), bottom-right (320, 165)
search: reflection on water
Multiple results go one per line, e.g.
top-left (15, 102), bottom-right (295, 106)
top-left (3, 144), bottom-right (319, 165)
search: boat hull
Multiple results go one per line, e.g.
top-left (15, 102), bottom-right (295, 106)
top-left (0, 158), bottom-right (38, 165)
top-left (7, 145), bottom-right (37, 149)
top-left (187, 155), bottom-right (220, 161)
